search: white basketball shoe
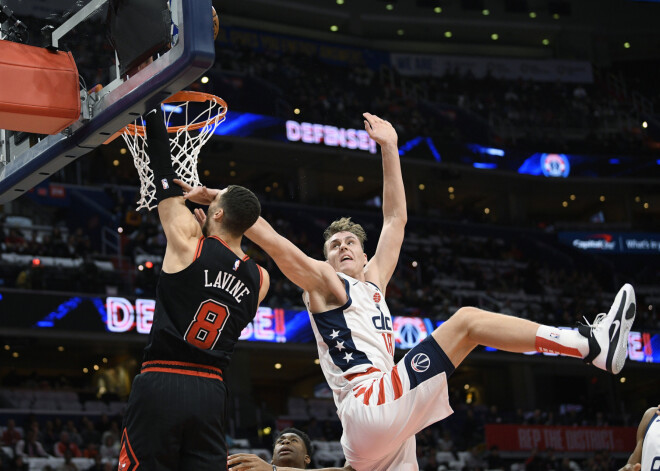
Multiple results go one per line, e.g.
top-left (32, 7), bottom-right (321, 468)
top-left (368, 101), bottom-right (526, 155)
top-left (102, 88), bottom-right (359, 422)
top-left (579, 284), bottom-right (636, 374)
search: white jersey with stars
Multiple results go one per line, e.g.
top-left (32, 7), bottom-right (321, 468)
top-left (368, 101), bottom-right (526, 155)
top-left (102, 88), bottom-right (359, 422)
top-left (642, 412), bottom-right (660, 471)
top-left (304, 272), bottom-right (395, 408)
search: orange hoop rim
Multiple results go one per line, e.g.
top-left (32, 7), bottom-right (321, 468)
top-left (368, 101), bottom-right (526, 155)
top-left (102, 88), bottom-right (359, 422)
top-left (123, 91), bottom-right (228, 137)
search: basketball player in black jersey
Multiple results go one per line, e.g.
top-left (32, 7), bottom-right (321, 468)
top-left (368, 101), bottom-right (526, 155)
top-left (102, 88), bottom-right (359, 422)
top-left (118, 108), bottom-right (270, 471)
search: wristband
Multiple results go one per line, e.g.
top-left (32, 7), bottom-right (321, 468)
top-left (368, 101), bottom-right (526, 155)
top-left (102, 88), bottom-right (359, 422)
top-left (145, 108), bottom-right (183, 202)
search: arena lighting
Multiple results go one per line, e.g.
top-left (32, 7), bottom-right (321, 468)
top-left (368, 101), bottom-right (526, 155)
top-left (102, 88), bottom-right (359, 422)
top-left (643, 121), bottom-right (648, 128)
top-left (200, 76), bottom-right (209, 84)
top-left (145, 261), bottom-right (154, 269)
top-left (138, 265), bottom-right (144, 271)
top-left (161, 104), bottom-right (183, 114)
top-left (274, 363), bottom-right (282, 369)
top-left (32, 258), bottom-right (41, 266)
top-left (473, 162), bottom-right (497, 169)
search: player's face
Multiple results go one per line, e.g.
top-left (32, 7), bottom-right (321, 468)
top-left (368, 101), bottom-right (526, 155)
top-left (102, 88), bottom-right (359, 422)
top-left (272, 433), bottom-right (310, 467)
top-left (325, 231), bottom-right (367, 276)
top-left (204, 190), bottom-right (228, 235)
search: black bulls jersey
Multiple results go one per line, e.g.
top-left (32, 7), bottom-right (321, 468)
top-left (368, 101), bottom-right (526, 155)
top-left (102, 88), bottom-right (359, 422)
top-left (143, 236), bottom-right (262, 369)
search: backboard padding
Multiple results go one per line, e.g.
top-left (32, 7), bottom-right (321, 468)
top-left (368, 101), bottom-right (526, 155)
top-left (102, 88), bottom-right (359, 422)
top-left (0, 0), bottom-right (215, 203)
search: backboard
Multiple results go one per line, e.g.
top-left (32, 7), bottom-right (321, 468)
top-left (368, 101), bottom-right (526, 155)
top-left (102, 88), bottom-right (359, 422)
top-left (0, 0), bottom-right (215, 203)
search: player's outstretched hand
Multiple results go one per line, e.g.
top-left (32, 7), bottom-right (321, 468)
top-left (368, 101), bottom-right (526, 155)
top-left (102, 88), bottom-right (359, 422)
top-left (619, 464), bottom-right (641, 471)
top-left (173, 179), bottom-right (218, 205)
top-left (227, 453), bottom-right (273, 470)
top-left (363, 112), bottom-right (397, 148)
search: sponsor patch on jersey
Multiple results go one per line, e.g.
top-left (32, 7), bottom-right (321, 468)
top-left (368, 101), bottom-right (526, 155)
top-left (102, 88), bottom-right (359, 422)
top-left (161, 178), bottom-right (169, 189)
top-left (232, 259), bottom-right (241, 271)
top-left (373, 292), bottom-right (381, 303)
top-left (411, 353), bottom-right (430, 372)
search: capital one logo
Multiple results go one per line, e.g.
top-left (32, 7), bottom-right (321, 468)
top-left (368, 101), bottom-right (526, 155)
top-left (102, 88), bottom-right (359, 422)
top-left (410, 353), bottom-right (430, 373)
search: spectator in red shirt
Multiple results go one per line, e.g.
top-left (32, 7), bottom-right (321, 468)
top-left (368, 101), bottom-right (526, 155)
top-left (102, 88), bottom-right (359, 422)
top-left (54, 431), bottom-right (82, 458)
top-left (2, 419), bottom-right (22, 447)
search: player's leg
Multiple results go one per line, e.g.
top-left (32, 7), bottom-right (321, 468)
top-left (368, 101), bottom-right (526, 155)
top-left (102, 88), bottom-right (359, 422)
top-left (179, 377), bottom-right (228, 471)
top-left (433, 283), bottom-right (636, 374)
top-left (119, 373), bottom-right (183, 470)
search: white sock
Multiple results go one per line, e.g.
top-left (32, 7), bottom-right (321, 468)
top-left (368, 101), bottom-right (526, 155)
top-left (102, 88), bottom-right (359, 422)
top-left (535, 325), bottom-right (589, 359)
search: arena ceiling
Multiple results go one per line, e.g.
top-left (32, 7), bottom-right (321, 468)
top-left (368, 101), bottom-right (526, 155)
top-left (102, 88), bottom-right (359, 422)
top-left (217, 0), bottom-right (660, 62)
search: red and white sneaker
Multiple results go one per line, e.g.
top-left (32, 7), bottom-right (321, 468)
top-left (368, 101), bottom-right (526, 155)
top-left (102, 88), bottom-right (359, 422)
top-left (579, 284), bottom-right (636, 374)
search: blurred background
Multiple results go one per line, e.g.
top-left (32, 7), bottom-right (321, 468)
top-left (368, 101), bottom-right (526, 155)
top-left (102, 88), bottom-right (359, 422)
top-left (1, 0), bottom-right (659, 469)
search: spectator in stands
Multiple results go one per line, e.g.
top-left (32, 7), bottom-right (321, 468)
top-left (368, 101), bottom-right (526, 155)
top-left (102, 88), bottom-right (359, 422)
top-left (99, 434), bottom-right (119, 462)
top-left (11, 455), bottom-right (29, 471)
top-left (2, 418), bottom-right (22, 447)
top-left (80, 418), bottom-right (100, 450)
top-left (486, 445), bottom-right (505, 470)
top-left (42, 420), bottom-right (58, 455)
top-left (57, 448), bottom-right (79, 471)
top-left (15, 428), bottom-right (49, 458)
top-left (55, 431), bottom-right (82, 458)
top-left (65, 420), bottom-right (83, 448)
top-left (228, 427), bottom-right (353, 470)
top-left (84, 454), bottom-right (104, 471)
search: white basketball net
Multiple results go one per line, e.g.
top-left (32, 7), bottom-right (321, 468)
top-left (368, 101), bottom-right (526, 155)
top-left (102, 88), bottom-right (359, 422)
top-left (122, 97), bottom-right (227, 210)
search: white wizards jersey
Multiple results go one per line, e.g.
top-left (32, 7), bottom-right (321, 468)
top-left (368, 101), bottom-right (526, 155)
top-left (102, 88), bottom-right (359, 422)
top-left (642, 412), bottom-right (660, 471)
top-left (304, 272), bottom-right (396, 409)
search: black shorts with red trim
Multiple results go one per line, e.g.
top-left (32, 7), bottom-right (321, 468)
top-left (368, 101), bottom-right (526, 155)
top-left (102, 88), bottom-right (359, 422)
top-left (120, 361), bottom-right (228, 471)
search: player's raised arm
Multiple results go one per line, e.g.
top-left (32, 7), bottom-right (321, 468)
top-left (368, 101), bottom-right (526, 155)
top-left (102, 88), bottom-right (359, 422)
top-left (177, 181), bottom-right (346, 307)
top-left (245, 217), bottom-right (344, 299)
top-left (362, 112), bottom-right (406, 290)
top-left (145, 110), bottom-right (201, 272)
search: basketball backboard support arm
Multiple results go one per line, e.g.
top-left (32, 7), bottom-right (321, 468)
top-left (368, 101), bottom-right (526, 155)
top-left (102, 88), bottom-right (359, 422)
top-left (0, 0), bottom-right (215, 203)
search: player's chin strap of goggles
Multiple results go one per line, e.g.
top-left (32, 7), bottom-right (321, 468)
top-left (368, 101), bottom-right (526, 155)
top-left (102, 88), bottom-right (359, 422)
top-left (144, 108), bottom-right (184, 203)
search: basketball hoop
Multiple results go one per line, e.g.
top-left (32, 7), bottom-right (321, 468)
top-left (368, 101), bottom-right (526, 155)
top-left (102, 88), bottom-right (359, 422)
top-left (121, 90), bottom-right (227, 210)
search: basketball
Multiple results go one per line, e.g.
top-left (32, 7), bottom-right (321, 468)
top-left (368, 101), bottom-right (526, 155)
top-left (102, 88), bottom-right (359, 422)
top-left (212, 7), bottom-right (219, 40)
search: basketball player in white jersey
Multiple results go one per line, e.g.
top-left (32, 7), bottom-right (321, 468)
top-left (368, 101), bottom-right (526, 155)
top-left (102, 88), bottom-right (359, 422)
top-left (620, 406), bottom-right (660, 471)
top-left (176, 112), bottom-right (637, 471)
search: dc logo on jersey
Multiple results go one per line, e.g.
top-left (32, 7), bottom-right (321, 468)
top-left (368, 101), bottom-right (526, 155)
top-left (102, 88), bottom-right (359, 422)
top-left (232, 259), bottom-right (241, 271)
top-left (410, 353), bottom-right (430, 372)
top-left (161, 178), bottom-right (169, 189)
top-left (373, 293), bottom-right (381, 303)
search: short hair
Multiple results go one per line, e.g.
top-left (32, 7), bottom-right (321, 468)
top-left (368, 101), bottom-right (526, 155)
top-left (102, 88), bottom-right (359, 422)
top-left (276, 427), bottom-right (313, 457)
top-left (214, 185), bottom-right (260, 236)
top-left (322, 217), bottom-right (367, 258)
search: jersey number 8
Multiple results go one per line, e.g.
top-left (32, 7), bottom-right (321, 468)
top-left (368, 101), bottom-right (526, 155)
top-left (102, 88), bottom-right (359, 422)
top-left (184, 300), bottom-right (231, 350)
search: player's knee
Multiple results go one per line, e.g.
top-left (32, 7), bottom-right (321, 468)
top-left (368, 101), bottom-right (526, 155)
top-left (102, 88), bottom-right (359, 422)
top-left (451, 306), bottom-right (482, 335)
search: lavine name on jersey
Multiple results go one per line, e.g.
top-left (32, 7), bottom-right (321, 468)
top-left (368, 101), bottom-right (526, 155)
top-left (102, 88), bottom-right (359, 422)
top-left (204, 269), bottom-right (251, 303)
